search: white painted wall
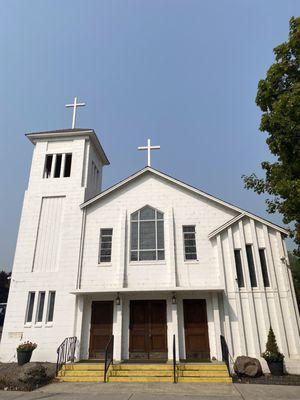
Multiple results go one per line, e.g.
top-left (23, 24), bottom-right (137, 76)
top-left (79, 173), bottom-right (237, 292)
top-left (216, 217), bottom-right (300, 373)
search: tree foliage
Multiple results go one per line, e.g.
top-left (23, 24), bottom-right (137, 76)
top-left (243, 17), bottom-right (300, 254)
top-left (289, 251), bottom-right (300, 311)
top-left (0, 271), bottom-right (10, 303)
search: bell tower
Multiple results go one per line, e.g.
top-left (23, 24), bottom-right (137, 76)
top-left (26, 128), bottom-right (109, 200)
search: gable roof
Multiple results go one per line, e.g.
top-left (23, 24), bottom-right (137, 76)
top-left (80, 166), bottom-right (288, 235)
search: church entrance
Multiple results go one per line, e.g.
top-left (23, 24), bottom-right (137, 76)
top-left (183, 299), bottom-right (210, 361)
top-left (89, 301), bottom-right (113, 359)
top-left (129, 300), bottom-right (167, 360)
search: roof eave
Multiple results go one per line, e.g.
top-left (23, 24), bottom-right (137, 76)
top-left (26, 129), bottom-right (110, 166)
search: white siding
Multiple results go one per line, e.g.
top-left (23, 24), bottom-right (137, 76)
top-left (33, 196), bottom-right (65, 272)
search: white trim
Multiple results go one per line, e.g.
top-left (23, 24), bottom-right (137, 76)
top-left (70, 287), bottom-right (224, 295)
top-left (80, 167), bottom-right (288, 236)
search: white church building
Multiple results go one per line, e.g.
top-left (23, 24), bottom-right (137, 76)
top-left (1, 125), bottom-right (300, 373)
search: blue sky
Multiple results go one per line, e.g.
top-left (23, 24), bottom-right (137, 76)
top-left (0, 1), bottom-right (298, 270)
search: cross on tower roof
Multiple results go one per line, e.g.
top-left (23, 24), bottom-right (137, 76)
top-left (65, 97), bottom-right (86, 129)
top-left (138, 138), bottom-right (160, 167)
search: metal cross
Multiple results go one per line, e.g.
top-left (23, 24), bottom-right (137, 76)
top-left (138, 138), bottom-right (160, 167)
top-left (65, 97), bottom-right (86, 129)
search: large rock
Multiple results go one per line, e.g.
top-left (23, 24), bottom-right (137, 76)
top-left (234, 356), bottom-right (263, 377)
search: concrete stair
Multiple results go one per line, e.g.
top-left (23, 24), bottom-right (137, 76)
top-left (177, 363), bottom-right (231, 383)
top-left (109, 364), bottom-right (174, 382)
top-left (57, 363), bottom-right (105, 382)
top-left (57, 362), bottom-right (231, 383)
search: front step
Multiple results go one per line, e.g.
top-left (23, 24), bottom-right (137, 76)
top-left (57, 362), bottom-right (231, 383)
top-left (57, 363), bottom-right (105, 382)
top-left (177, 363), bottom-right (231, 383)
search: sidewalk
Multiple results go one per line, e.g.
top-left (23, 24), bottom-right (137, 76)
top-left (0, 382), bottom-right (299, 400)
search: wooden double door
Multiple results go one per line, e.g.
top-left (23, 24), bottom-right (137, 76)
top-left (89, 301), bottom-right (113, 359)
top-left (183, 299), bottom-right (210, 361)
top-left (129, 300), bottom-right (168, 360)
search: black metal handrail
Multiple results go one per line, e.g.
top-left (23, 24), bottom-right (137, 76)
top-left (104, 335), bottom-right (114, 383)
top-left (173, 334), bottom-right (177, 383)
top-left (220, 335), bottom-right (234, 376)
top-left (56, 336), bottom-right (77, 376)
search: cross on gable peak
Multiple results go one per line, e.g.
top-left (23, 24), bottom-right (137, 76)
top-left (138, 138), bottom-right (160, 167)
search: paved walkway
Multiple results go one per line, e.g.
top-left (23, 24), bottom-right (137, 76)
top-left (0, 382), bottom-right (299, 400)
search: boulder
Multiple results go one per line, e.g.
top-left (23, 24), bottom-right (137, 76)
top-left (234, 356), bottom-right (263, 377)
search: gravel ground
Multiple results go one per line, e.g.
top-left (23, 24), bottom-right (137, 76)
top-left (0, 362), bottom-right (56, 391)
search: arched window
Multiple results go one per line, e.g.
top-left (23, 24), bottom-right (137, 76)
top-left (130, 206), bottom-right (164, 261)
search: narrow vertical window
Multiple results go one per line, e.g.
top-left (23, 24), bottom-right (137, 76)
top-left (246, 244), bottom-right (257, 287)
top-left (43, 155), bottom-right (53, 178)
top-left (234, 249), bottom-right (245, 288)
top-left (25, 292), bottom-right (35, 323)
top-left (99, 229), bottom-right (113, 263)
top-left (46, 291), bottom-right (56, 322)
top-left (63, 154), bottom-right (72, 177)
top-left (183, 225), bottom-right (197, 260)
top-left (54, 154), bottom-right (62, 178)
top-left (36, 291), bottom-right (46, 323)
top-left (259, 249), bottom-right (270, 287)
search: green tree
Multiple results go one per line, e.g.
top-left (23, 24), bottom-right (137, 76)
top-left (289, 251), bottom-right (300, 311)
top-left (0, 271), bottom-right (10, 303)
top-left (243, 17), bottom-right (300, 254)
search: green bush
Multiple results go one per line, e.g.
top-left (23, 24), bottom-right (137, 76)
top-left (262, 327), bottom-right (284, 362)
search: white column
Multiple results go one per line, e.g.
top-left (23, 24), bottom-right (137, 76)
top-left (250, 219), bottom-right (271, 334)
top-left (167, 297), bottom-right (179, 361)
top-left (263, 225), bottom-right (289, 356)
top-left (216, 234), bottom-right (233, 355)
top-left (118, 210), bottom-right (127, 287)
top-left (73, 295), bottom-right (84, 361)
top-left (227, 227), bottom-right (247, 355)
top-left (212, 293), bottom-right (222, 361)
top-left (238, 219), bottom-right (261, 356)
top-left (167, 208), bottom-right (177, 287)
top-left (113, 297), bottom-right (123, 362)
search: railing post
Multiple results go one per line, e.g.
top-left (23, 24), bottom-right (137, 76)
top-left (103, 335), bottom-right (114, 383)
top-left (173, 334), bottom-right (177, 383)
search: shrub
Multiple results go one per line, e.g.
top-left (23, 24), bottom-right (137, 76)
top-left (262, 327), bottom-right (284, 362)
top-left (17, 342), bottom-right (37, 352)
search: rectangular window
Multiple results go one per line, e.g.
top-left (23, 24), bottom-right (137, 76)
top-left (63, 154), bottom-right (72, 177)
top-left (234, 249), bottom-right (245, 288)
top-left (36, 291), bottom-right (46, 323)
top-left (54, 154), bottom-right (62, 178)
top-left (25, 292), bottom-right (35, 323)
top-left (259, 248), bottom-right (270, 287)
top-left (99, 229), bottom-right (113, 263)
top-left (46, 291), bottom-right (56, 322)
top-left (246, 244), bottom-right (257, 287)
top-left (183, 225), bottom-right (197, 260)
top-left (43, 155), bottom-right (53, 178)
